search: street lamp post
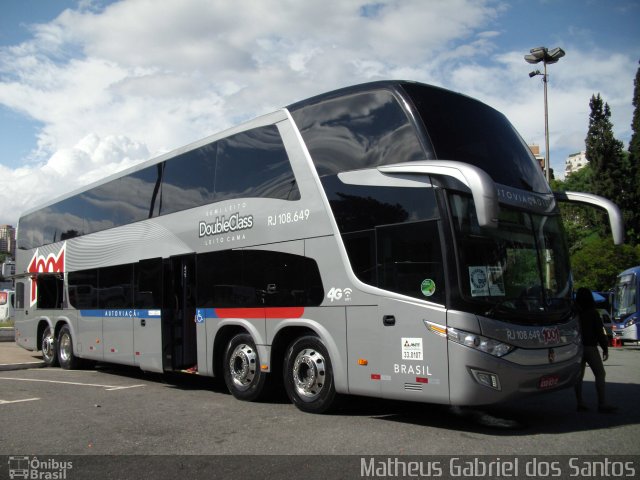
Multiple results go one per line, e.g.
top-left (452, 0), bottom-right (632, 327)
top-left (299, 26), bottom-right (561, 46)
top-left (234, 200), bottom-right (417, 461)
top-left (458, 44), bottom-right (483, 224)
top-left (525, 46), bottom-right (565, 183)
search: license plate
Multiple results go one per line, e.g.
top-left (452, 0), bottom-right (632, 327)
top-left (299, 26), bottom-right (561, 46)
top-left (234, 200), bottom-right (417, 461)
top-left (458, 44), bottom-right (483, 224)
top-left (538, 375), bottom-right (560, 389)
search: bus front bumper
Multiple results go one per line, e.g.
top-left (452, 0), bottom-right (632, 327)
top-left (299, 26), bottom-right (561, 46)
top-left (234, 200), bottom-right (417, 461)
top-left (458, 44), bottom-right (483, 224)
top-left (448, 342), bottom-right (581, 406)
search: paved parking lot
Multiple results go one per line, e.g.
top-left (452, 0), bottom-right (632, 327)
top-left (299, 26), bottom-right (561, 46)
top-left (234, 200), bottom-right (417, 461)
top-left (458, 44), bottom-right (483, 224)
top-left (1, 343), bottom-right (639, 458)
top-left (0, 347), bottom-right (640, 454)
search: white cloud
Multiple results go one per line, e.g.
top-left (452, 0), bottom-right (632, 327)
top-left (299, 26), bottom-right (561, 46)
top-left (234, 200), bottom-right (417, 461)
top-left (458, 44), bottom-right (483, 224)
top-left (0, 133), bottom-right (149, 223)
top-left (0, 0), bottom-right (637, 224)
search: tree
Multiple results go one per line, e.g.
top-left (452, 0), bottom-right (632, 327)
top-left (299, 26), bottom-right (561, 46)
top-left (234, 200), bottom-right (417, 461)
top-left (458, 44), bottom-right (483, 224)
top-left (585, 93), bottom-right (629, 239)
top-left (553, 165), bottom-right (599, 254)
top-left (553, 67), bottom-right (640, 289)
top-left (570, 236), bottom-right (640, 290)
top-left (627, 60), bottom-right (640, 244)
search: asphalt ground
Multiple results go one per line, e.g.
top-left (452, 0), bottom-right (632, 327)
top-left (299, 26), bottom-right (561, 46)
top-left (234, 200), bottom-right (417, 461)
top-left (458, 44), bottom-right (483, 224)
top-left (1, 337), bottom-right (639, 479)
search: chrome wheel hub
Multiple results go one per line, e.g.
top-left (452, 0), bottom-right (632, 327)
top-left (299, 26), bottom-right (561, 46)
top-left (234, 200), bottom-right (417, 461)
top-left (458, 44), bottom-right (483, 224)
top-left (229, 343), bottom-right (257, 389)
top-left (292, 348), bottom-right (326, 399)
top-left (59, 333), bottom-right (72, 363)
top-left (42, 329), bottom-right (55, 361)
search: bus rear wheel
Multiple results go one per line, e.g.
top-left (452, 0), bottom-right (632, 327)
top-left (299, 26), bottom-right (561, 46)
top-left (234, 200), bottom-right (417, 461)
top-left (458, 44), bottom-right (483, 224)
top-left (41, 325), bottom-right (58, 367)
top-left (223, 333), bottom-right (269, 401)
top-left (283, 335), bottom-right (337, 414)
top-left (57, 325), bottom-right (79, 370)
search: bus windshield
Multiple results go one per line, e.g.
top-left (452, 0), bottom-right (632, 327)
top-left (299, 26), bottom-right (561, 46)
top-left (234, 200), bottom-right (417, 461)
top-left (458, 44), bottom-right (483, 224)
top-left (450, 193), bottom-right (572, 324)
top-left (614, 273), bottom-right (637, 321)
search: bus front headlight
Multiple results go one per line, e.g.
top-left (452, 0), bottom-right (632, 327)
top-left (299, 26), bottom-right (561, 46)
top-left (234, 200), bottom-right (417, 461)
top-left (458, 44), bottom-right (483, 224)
top-left (447, 327), bottom-right (515, 358)
top-left (624, 315), bottom-right (638, 328)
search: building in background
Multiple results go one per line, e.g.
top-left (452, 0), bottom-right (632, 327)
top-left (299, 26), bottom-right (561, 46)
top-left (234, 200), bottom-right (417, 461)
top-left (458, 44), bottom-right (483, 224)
top-left (565, 151), bottom-right (588, 177)
top-left (1, 260), bottom-right (15, 278)
top-left (528, 144), bottom-right (546, 173)
top-left (0, 225), bottom-right (16, 259)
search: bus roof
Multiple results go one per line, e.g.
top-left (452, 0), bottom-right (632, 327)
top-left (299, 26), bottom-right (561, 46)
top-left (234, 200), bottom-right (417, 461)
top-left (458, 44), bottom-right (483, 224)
top-left (618, 266), bottom-right (640, 278)
top-left (287, 80), bottom-right (472, 112)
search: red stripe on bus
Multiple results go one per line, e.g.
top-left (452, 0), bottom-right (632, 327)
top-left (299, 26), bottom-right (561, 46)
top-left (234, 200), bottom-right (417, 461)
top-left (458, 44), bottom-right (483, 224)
top-left (265, 307), bottom-right (304, 318)
top-left (213, 307), bottom-right (304, 319)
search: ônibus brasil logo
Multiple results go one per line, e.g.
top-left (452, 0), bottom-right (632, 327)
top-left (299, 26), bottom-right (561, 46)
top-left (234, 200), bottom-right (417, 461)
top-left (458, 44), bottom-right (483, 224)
top-left (28, 243), bottom-right (66, 307)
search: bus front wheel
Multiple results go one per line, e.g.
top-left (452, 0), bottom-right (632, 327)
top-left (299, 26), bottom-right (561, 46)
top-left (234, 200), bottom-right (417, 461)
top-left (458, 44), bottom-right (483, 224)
top-left (41, 325), bottom-right (58, 367)
top-left (223, 333), bottom-right (269, 401)
top-left (283, 335), bottom-right (337, 414)
top-left (57, 325), bottom-right (79, 370)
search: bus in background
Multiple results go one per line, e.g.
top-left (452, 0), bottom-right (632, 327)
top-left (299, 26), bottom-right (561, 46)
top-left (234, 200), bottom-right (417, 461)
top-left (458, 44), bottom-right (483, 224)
top-left (0, 290), bottom-right (15, 322)
top-left (612, 266), bottom-right (640, 343)
top-left (13, 81), bottom-right (624, 413)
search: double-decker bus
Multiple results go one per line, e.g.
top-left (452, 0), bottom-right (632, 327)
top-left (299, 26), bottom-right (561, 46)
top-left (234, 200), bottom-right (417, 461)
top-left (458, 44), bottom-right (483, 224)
top-left (13, 81), bottom-right (623, 413)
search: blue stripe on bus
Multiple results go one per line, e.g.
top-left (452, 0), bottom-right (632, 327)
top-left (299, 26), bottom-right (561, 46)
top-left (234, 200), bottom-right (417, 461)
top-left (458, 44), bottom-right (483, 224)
top-left (79, 309), bottom-right (162, 318)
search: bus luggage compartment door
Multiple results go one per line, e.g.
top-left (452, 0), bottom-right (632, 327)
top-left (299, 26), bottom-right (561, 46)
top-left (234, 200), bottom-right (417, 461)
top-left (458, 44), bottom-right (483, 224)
top-left (133, 258), bottom-right (164, 373)
top-left (133, 310), bottom-right (163, 372)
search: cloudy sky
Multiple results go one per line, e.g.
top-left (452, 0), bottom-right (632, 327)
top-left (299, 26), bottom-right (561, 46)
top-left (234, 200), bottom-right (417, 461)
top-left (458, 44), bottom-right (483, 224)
top-left (0, 0), bottom-right (639, 226)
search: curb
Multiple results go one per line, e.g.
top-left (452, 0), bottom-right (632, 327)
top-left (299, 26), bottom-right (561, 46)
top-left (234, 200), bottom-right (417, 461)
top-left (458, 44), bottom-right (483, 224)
top-left (0, 361), bottom-right (46, 371)
top-left (0, 327), bottom-right (14, 342)
top-left (0, 329), bottom-right (47, 370)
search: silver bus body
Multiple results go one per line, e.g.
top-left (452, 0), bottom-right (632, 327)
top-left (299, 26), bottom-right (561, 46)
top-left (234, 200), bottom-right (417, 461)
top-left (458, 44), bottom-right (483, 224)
top-left (13, 81), bottom-right (623, 412)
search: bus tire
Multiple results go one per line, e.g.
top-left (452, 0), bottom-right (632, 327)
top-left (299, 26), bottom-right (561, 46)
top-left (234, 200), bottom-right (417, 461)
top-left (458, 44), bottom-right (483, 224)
top-left (41, 325), bottom-right (58, 367)
top-left (57, 324), bottom-right (79, 370)
top-left (223, 333), bottom-right (269, 401)
top-left (283, 335), bottom-right (337, 414)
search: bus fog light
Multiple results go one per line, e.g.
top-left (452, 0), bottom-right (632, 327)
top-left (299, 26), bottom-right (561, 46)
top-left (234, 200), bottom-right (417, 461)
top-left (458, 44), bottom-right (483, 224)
top-left (470, 369), bottom-right (501, 390)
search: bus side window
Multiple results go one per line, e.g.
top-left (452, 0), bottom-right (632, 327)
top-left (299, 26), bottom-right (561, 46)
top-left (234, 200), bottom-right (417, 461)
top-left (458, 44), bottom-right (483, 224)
top-left (16, 282), bottom-right (24, 309)
top-left (215, 125), bottom-right (300, 202)
top-left (68, 270), bottom-right (98, 309)
top-left (37, 274), bottom-right (63, 309)
top-left (98, 264), bottom-right (134, 309)
top-left (197, 249), bottom-right (323, 308)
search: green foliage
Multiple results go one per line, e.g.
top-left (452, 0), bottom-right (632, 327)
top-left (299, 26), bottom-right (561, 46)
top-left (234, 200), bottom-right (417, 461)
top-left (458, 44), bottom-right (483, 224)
top-left (586, 95), bottom-right (625, 198)
top-left (553, 73), bottom-right (640, 288)
top-left (570, 236), bottom-right (640, 290)
top-left (626, 60), bottom-right (640, 244)
top-left (585, 94), bottom-right (640, 245)
top-left (556, 164), bottom-right (638, 288)
top-left (555, 165), bottom-right (598, 253)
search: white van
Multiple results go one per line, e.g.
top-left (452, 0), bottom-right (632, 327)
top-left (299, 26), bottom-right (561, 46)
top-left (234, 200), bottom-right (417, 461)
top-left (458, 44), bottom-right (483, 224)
top-left (0, 290), bottom-right (15, 322)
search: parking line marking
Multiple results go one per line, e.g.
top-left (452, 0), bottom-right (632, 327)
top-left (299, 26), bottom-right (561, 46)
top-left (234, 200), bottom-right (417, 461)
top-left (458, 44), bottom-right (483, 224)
top-left (0, 398), bottom-right (40, 404)
top-left (0, 377), bottom-right (144, 391)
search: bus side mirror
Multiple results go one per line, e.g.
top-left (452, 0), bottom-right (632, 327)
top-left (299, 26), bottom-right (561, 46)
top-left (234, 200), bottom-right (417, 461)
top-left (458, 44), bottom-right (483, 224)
top-left (378, 160), bottom-right (499, 229)
top-left (553, 191), bottom-right (624, 245)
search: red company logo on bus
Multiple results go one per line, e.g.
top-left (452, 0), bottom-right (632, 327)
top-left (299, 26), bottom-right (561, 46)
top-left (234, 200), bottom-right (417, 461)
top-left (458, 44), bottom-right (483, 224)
top-left (28, 243), bottom-right (66, 306)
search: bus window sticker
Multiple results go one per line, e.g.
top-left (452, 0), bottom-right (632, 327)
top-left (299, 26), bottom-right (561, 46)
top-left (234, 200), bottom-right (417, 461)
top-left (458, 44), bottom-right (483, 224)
top-left (469, 265), bottom-right (506, 297)
top-left (420, 278), bottom-right (436, 297)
